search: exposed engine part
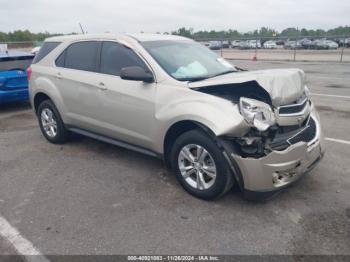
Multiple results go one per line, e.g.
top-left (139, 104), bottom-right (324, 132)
top-left (194, 81), bottom-right (272, 105)
top-left (225, 114), bottom-right (317, 159)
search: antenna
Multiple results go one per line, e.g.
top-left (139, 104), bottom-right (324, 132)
top-left (79, 23), bottom-right (85, 34)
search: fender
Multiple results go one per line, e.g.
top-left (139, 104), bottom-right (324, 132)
top-left (153, 98), bottom-right (250, 153)
top-left (31, 75), bottom-right (69, 123)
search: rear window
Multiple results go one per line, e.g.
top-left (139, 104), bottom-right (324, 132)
top-left (0, 52), bottom-right (34, 71)
top-left (63, 41), bottom-right (99, 72)
top-left (32, 42), bottom-right (61, 64)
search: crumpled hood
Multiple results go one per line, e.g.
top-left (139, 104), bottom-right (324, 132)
top-left (188, 68), bottom-right (306, 107)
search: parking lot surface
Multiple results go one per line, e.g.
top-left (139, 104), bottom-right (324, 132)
top-left (0, 60), bottom-right (349, 256)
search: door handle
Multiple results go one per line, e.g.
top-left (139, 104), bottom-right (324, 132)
top-left (98, 82), bottom-right (108, 91)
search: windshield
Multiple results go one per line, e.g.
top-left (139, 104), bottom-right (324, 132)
top-left (141, 40), bottom-right (236, 81)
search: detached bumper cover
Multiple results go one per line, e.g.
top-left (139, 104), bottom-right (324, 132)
top-left (231, 113), bottom-right (325, 193)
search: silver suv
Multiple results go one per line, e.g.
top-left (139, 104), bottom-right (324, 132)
top-left (28, 34), bottom-right (325, 200)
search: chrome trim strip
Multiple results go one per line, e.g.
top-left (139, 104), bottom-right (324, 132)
top-left (285, 116), bottom-right (318, 146)
top-left (278, 96), bottom-right (308, 108)
top-left (307, 116), bottom-right (320, 147)
top-left (278, 102), bottom-right (310, 117)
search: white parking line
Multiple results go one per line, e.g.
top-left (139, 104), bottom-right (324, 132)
top-left (312, 93), bottom-right (350, 99)
top-left (0, 216), bottom-right (49, 262)
top-left (325, 137), bottom-right (350, 145)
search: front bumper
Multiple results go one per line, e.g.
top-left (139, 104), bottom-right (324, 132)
top-left (231, 112), bottom-right (325, 195)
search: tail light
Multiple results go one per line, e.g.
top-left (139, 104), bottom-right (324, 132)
top-left (26, 67), bottom-right (32, 81)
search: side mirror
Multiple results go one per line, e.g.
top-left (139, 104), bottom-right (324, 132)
top-left (120, 66), bottom-right (154, 83)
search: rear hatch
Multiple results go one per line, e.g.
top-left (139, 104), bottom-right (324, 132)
top-left (0, 51), bottom-right (34, 91)
top-left (0, 70), bottom-right (28, 90)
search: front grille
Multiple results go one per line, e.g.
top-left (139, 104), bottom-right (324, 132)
top-left (278, 97), bottom-right (309, 115)
top-left (287, 117), bottom-right (316, 145)
top-left (269, 116), bottom-right (317, 150)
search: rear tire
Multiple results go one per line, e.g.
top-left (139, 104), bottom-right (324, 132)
top-left (170, 129), bottom-right (234, 200)
top-left (37, 99), bottom-right (69, 144)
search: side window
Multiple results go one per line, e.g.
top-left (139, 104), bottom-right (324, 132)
top-left (32, 42), bottom-right (61, 64)
top-left (64, 41), bottom-right (99, 72)
top-left (55, 51), bottom-right (65, 67)
top-left (100, 42), bottom-right (147, 76)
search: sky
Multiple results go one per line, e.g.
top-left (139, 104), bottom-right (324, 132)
top-left (0, 0), bottom-right (349, 33)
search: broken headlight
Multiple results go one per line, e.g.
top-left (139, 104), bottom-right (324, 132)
top-left (239, 97), bottom-right (276, 131)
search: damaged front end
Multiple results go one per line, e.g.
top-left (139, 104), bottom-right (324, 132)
top-left (192, 72), bottom-right (325, 197)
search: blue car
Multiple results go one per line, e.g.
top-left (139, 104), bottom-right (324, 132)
top-left (0, 51), bottom-right (34, 104)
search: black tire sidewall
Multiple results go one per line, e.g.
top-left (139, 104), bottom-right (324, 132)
top-left (37, 100), bottom-right (68, 144)
top-left (170, 129), bottom-right (233, 200)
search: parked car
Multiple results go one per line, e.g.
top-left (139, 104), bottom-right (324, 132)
top-left (31, 46), bottom-right (41, 55)
top-left (29, 34), bottom-right (325, 200)
top-left (247, 40), bottom-right (261, 49)
top-left (298, 38), bottom-right (313, 49)
top-left (276, 39), bottom-right (285, 46)
top-left (325, 40), bottom-right (338, 49)
top-left (222, 41), bottom-right (230, 48)
top-left (0, 51), bottom-right (34, 104)
top-left (284, 40), bottom-right (302, 49)
top-left (338, 38), bottom-right (350, 47)
top-left (208, 41), bottom-right (222, 50)
top-left (311, 39), bottom-right (329, 50)
top-left (263, 40), bottom-right (277, 49)
top-left (239, 40), bottom-right (250, 49)
top-left (239, 40), bottom-right (261, 49)
top-left (230, 40), bottom-right (241, 48)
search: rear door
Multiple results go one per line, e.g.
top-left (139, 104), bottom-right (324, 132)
top-left (54, 41), bottom-right (103, 131)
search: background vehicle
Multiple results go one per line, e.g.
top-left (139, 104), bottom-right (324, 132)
top-left (239, 40), bottom-right (250, 49)
top-left (31, 46), bottom-right (41, 55)
top-left (239, 40), bottom-right (261, 49)
top-left (0, 51), bottom-right (34, 104)
top-left (338, 38), bottom-right (350, 47)
top-left (208, 41), bottom-right (222, 50)
top-left (325, 40), bottom-right (338, 49)
top-left (311, 39), bottom-right (329, 49)
top-left (263, 40), bottom-right (277, 49)
top-left (276, 39), bottom-right (285, 46)
top-left (247, 39), bottom-right (261, 48)
top-left (284, 40), bottom-right (302, 49)
top-left (299, 38), bottom-right (313, 49)
top-left (222, 40), bottom-right (230, 48)
top-left (230, 40), bottom-right (240, 48)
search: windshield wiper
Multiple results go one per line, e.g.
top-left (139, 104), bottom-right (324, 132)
top-left (179, 76), bottom-right (209, 82)
top-left (187, 70), bottom-right (236, 83)
top-left (208, 69), bottom-right (237, 79)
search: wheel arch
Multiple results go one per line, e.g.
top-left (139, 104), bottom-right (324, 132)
top-left (33, 92), bottom-right (51, 114)
top-left (163, 119), bottom-right (245, 191)
top-left (163, 120), bottom-right (218, 168)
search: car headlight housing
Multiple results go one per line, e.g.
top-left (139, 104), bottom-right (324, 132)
top-left (239, 97), bottom-right (276, 131)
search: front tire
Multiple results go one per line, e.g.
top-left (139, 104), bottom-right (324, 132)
top-left (170, 129), bottom-right (234, 200)
top-left (37, 99), bottom-right (69, 144)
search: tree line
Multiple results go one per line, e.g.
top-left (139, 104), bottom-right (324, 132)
top-left (0, 30), bottom-right (64, 42)
top-left (171, 26), bottom-right (350, 39)
top-left (1, 26), bottom-right (349, 42)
